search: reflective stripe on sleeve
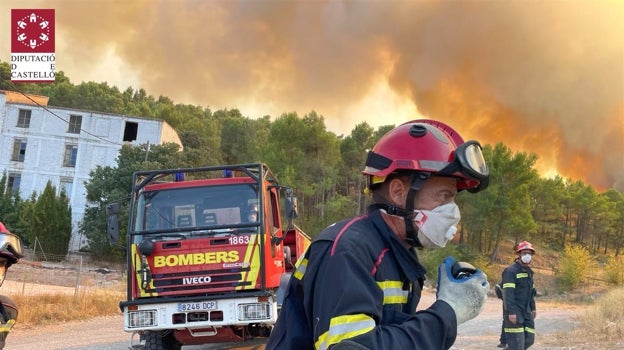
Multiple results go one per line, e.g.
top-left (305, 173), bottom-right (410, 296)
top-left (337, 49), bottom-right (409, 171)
top-left (293, 257), bottom-right (308, 280)
top-left (315, 314), bottom-right (375, 350)
top-left (377, 280), bottom-right (408, 304)
top-left (502, 282), bottom-right (516, 289)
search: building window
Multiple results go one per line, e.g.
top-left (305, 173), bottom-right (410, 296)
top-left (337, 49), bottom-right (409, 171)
top-left (7, 173), bottom-right (21, 194)
top-left (11, 139), bottom-right (27, 162)
top-left (63, 144), bottom-right (78, 167)
top-left (17, 109), bottom-right (32, 128)
top-left (60, 178), bottom-right (73, 199)
top-left (68, 115), bottom-right (82, 134)
top-left (123, 121), bottom-right (138, 142)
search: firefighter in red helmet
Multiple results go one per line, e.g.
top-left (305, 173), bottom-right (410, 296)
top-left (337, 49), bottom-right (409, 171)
top-left (501, 240), bottom-right (537, 349)
top-left (0, 222), bottom-right (23, 349)
top-left (267, 120), bottom-right (490, 350)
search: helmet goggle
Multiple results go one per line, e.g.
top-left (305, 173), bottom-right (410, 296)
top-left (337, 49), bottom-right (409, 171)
top-left (365, 141), bottom-right (488, 191)
top-left (0, 231), bottom-right (24, 262)
top-left (438, 140), bottom-right (489, 181)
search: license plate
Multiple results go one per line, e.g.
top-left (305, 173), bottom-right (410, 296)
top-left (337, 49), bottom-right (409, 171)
top-left (177, 301), bottom-right (217, 312)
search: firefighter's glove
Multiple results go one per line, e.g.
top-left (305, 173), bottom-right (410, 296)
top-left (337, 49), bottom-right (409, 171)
top-left (436, 256), bottom-right (489, 325)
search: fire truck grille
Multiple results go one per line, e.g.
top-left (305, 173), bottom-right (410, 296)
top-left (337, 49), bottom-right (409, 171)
top-left (144, 267), bottom-right (254, 295)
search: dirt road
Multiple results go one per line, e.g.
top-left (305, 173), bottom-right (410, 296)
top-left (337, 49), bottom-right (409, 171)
top-left (448, 294), bottom-right (586, 349)
top-left (5, 290), bottom-right (602, 350)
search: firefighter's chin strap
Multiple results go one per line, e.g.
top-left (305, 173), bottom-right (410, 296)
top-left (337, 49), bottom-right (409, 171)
top-left (370, 172), bottom-right (431, 248)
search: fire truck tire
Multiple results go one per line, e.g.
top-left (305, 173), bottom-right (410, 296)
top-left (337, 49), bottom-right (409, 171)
top-left (144, 330), bottom-right (182, 350)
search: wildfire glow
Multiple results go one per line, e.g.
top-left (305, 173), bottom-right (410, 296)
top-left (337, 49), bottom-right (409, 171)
top-left (0, 0), bottom-right (621, 190)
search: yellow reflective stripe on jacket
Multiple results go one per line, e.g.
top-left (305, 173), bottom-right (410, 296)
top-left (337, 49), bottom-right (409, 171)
top-left (293, 257), bottom-right (308, 280)
top-left (377, 280), bottom-right (408, 304)
top-left (525, 326), bottom-right (535, 334)
top-left (315, 314), bottom-right (375, 350)
top-left (516, 272), bottom-right (529, 278)
top-left (0, 319), bottom-right (15, 333)
top-left (503, 282), bottom-right (516, 289)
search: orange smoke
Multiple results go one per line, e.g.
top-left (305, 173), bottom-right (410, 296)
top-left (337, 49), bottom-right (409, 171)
top-left (0, 0), bottom-right (622, 190)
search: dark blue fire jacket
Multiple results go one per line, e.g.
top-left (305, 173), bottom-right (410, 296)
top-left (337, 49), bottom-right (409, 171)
top-left (502, 260), bottom-right (536, 317)
top-left (266, 209), bottom-right (457, 350)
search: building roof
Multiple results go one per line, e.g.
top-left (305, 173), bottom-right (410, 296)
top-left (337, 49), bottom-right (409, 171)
top-left (0, 90), bottom-right (49, 107)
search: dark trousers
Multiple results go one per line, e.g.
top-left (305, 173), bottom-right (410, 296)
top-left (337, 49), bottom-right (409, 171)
top-left (503, 311), bottom-right (535, 350)
top-left (499, 304), bottom-right (506, 344)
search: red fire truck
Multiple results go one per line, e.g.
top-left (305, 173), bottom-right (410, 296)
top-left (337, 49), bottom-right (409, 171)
top-left (107, 163), bottom-right (310, 349)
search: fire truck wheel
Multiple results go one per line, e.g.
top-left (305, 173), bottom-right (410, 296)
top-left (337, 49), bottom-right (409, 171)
top-left (144, 330), bottom-right (182, 350)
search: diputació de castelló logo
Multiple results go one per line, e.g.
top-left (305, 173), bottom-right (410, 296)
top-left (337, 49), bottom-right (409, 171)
top-left (11, 9), bottom-right (56, 83)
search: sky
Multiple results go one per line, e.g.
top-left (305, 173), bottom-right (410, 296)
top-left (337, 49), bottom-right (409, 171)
top-left (2, 0), bottom-right (623, 191)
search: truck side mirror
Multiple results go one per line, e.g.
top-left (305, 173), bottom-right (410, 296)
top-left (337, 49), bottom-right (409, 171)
top-left (285, 190), bottom-right (298, 219)
top-left (107, 203), bottom-right (120, 244)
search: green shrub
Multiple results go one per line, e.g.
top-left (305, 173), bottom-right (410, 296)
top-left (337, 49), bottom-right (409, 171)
top-left (418, 245), bottom-right (461, 287)
top-left (479, 258), bottom-right (503, 287)
top-left (604, 255), bottom-right (624, 286)
top-left (418, 244), bottom-right (490, 288)
top-left (554, 244), bottom-right (595, 292)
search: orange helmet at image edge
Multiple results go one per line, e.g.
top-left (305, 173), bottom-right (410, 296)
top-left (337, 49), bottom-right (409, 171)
top-left (0, 221), bottom-right (24, 266)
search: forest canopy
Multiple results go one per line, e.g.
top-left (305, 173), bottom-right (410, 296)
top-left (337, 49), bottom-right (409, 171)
top-left (1, 61), bottom-right (623, 262)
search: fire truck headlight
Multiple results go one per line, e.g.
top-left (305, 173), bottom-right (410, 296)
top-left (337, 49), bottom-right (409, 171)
top-left (238, 303), bottom-right (271, 321)
top-left (128, 310), bottom-right (157, 328)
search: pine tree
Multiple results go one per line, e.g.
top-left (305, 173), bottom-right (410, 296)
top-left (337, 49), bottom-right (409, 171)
top-left (31, 181), bottom-right (72, 256)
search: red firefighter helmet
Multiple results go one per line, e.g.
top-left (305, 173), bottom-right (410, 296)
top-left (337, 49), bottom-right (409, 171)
top-left (363, 119), bottom-right (489, 192)
top-left (516, 240), bottom-right (536, 254)
top-left (0, 222), bottom-right (24, 267)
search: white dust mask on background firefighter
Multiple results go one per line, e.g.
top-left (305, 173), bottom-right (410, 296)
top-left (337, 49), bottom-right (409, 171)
top-left (412, 202), bottom-right (461, 248)
top-left (521, 253), bottom-right (533, 264)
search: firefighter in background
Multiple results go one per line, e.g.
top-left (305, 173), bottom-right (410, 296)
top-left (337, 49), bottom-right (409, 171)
top-left (502, 241), bottom-right (537, 350)
top-left (495, 281), bottom-right (506, 348)
top-left (497, 242), bottom-right (519, 349)
top-left (267, 120), bottom-right (490, 350)
top-left (246, 203), bottom-right (259, 223)
top-left (0, 222), bottom-right (23, 349)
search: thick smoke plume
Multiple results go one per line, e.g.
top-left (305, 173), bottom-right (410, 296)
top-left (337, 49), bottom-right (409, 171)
top-left (1, 1), bottom-right (622, 190)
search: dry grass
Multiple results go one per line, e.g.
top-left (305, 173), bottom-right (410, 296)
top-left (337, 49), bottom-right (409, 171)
top-left (10, 289), bottom-right (124, 327)
top-left (537, 287), bottom-right (624, 349)
top-left (2, 261), bottom-right (125, 328)
top-left (579, 287), bottom-right (624, 340)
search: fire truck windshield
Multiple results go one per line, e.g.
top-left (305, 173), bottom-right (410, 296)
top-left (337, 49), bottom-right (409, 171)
top-left (132, 184), bottom-right (259, 235)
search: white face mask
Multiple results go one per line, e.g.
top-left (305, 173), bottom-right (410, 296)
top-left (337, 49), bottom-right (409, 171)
top-left (521, 253), bottom-right (532, 264)
top-left (412, 202), bottom-right (461, 248)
